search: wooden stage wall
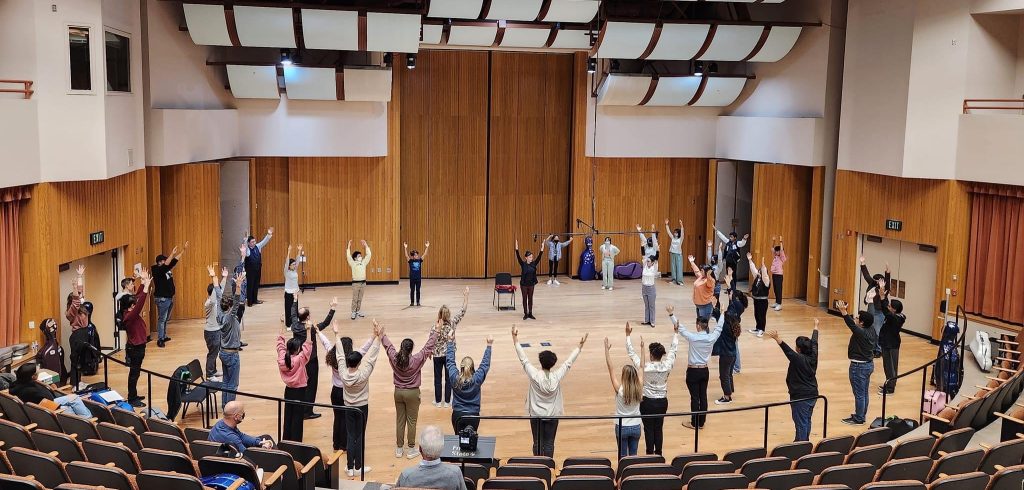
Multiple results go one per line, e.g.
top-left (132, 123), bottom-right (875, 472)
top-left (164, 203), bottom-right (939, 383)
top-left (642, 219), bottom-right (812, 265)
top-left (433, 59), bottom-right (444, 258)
top-left (829, 170), bottom-right (970, 339)
top-left (749, 164), bottom-right (818, 301)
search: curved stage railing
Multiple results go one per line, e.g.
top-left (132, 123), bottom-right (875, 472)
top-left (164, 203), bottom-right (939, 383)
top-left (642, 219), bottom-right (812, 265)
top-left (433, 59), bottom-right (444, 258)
top-left (880, 305), bottom-right (968, 422)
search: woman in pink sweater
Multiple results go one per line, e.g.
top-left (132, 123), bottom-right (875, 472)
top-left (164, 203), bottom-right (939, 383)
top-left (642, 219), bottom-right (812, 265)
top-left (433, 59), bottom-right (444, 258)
top-left (277, 324), bottom-right (312, 442)
top-left (382, 322), bottom-right (438, 459)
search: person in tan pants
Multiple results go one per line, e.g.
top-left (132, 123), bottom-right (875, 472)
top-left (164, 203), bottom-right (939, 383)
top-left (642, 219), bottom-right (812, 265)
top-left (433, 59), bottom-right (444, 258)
top-left (346, 240), bottom-right (372, 320)
top-left (382, 323), bottom-right (438, 459)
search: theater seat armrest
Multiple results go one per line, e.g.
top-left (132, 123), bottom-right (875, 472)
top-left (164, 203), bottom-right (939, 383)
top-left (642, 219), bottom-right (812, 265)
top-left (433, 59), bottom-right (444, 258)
top-left (264, 464), bottom-right (288, 487)
top-left (226, 480), bottom-right (245, 490)
top-left (25, 423), bottom-right (37, 431)
top-left (922, 413), bottom-right (951, 424)
top-left (996, 412), bottom-right (1024, 425)
top-left (325, 450), bottom-right (343, 466)
top-left (300, 456), bottom-right (322, 475)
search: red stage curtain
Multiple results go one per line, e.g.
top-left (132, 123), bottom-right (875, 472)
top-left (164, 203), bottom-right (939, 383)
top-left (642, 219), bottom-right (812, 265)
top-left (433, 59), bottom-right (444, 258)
top-left (966, 191), bottom-right (1024, 325)
top-left (0, 186), bottom-right (30, 345)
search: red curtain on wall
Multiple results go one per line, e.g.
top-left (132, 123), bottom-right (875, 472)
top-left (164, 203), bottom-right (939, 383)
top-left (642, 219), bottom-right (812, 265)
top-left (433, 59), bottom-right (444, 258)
top-left (0, 186), bottom-right (30, 346)
top-left (966, 185), bottom-right (1024, 325)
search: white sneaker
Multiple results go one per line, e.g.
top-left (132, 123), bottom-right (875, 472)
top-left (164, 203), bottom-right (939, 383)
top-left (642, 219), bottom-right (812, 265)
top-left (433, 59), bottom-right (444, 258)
top-left (601, 286), bottom-right (607, 290)
top-left (554, 279), bottom-right (561, 285)
top-left (547, 279), bottom-right (553, 285)
top-left (395, 447), bottom-right (404, 458)
top-left (748, 328), bottom-right (759, 335)
top-left (208, 375), bottom-right (223, 383)
top-left (350, 313), bottom-right (357, 320)
top-left (756, 330), bottom-right (764, 338)
top-left (347, 469), bottom-right (355, 477)
top-left (773, 305), bottom-right (782, 311)
top-left (405, 447), bottom-right (420, 459)
top-left (609, 287), bottom-right (613, 290)
top-left (354, 467), bottom-right (371, 475)
top-left (443, 402), bottom-right (450, 408)
top-left (356, 312), bottom-right (365, 318)
top-left (433, 401), bottom-right (441, 408)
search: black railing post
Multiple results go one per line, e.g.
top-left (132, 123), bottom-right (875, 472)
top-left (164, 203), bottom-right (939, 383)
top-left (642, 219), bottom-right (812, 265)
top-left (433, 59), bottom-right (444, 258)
top-left (103, 354), bottom-right (109, 387)
top-left (694, 416), bottom-right (700, 452)
top-left (919, 369), bottom-right (928, 424)
top-left (822, 396), bottom-right (828, 438)
top-left (147, 372), bottom-right (152, 415)
top-left (881, 390), bottom-right (888, 420)
top-left (277, 400), bottom-right (282, 442)
top-left (763, 407), bottom-right (769, 449)
top-left (616, 417), bottom-right (622, 459)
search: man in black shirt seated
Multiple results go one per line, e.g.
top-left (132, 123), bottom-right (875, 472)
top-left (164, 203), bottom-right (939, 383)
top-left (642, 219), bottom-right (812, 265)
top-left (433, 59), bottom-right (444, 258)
top-left (9, 363), bottom-right (92, 417)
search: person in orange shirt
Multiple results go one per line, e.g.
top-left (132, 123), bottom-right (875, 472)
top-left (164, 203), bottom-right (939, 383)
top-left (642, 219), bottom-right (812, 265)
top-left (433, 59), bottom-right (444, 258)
top-left (688, 255), bottom-right (716, 320)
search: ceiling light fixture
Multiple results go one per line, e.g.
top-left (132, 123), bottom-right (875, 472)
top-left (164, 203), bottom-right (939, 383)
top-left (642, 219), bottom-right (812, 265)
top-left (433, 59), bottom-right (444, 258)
top-left (587, 58), bottom-right (596, 74)
top-left (406, 53), bottom-right (417, 69)
top-left (280, 50), bottom-right (292, 66)
top-left (693, 60), bottom-right (704, 76)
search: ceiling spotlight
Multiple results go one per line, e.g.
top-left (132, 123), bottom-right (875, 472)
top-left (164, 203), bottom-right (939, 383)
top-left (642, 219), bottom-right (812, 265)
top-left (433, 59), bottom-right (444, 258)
top-left (280, 50), bottom-right (292, 66)
top-left (383, 53), bottom-right (393, 68)
top-left (693, 60), bottom-right (704, 76)
top-left (406, 53), bottom-right (417, 69)
top-left (707, 62), bottom-right (719, 74)
top-left (610, 59), bottom-right (620, 72)
top-left (587, 58), bottom-right (596, 74)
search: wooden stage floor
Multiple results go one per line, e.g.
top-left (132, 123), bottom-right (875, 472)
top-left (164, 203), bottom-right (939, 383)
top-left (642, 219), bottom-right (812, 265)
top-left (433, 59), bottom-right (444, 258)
top-left (91, 278), bottom-right (937, 484)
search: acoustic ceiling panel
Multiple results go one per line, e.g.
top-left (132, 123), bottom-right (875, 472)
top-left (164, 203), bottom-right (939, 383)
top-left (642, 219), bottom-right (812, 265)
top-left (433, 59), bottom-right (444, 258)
top-left (344, 68), bottom-right (393, 102)
top-left (691, 77), bottom-right (747, 106)
top-left (300, 9), bottom-right (358, 51)
top-left (233, 6), bottom-right (296, 48)
top-left (747, 26), bottom-right (802, 62)
top-left (367, 13), bottom-right (422, 53)
top-left (671, 0), bottom-right (783, 2)
top-left (542, 0), bottom-right (600, 23)
top-left (597, 74), bottom-right (652, 106)
top-left (182, 4), bottom-right (232, 46)
top-left (226, 65), bottom-right (280, 99)
top-left (596, 22), bottom-right (656, 59)
top-left (422, 24), bottom-right (444, 44)
top-left (549, 29), bottom-right (592, 50)
top-left (283, 66), bottom-right (337, 101)
top-left (447, 25), bottom-right (498, 46)
top-left (499, 27), bottom-right (551, 48)
top-left (645, 24), bottom-right (711, 60)
top-left (485, 0), bottom-right (544, 21)
top-left (427, 0), bottom-right (484, 19)
top-left (644, 76), bottom-right (702, 106)
top-left (698, 24), bottom-right (764, 61)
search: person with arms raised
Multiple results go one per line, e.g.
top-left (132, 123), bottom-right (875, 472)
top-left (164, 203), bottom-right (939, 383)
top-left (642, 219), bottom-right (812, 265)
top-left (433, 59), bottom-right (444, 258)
top-left (765, 319), bottom-right (819, 441)
top-left (665, 219), bottom-right (685, 285)
top-left (122, 268), bottom-right (153, 408)
top-left (152, 241), bottom-right (188, 347)
top-left (668, 303), bottom-right (725, 430)
top-left (604, 335), bottom-right (644, 458)
top-left (346, 239), bottom-right (372, 320)
top-left (515, 239), bottom-right (545, 320)
top-left (204, 265), bottom-right (228, 381)
top-left (217, 271), bottom-right (246, 408)
top-left (404, 241), bottom-right (430, 306)
top-left (626, 321), bottom-right (678, 455)
top-left (836, 299), bottom-right (877, 425)
top-left (382, 321), bottom-right (438, 459)
top-left (243, 228), bottom-right (273, 307)
top-left (288, 292), bottom-right (337, 420)
top-left (448, 333), bottom-right (493, 433)
top-left (340, 320), bottom-right (383, 476)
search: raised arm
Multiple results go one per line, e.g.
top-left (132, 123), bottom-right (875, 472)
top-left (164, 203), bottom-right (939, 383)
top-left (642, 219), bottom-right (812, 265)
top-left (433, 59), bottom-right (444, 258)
top-left (604, 337), bottom-right (620, 395)
top-left (747, 253), bottom-right (759, 280)
top-left (256, 228), bottom-right (273, 250)
top-left (420, 241), bottom-right (430, 259)
top-left (624, 322), bottom-right (640, 368)
top-left (761, 257), bottom-right (771, 287)
top-left (474, 341), bottom-right (493, 385)
top-left (665, 220), bottom-right (674, 240)
top-left (402, 242), bottom-right (410, 260)
top-left (285, 245), bottom-right (293, 272)
top-left (317, 297), bottom-right (338, 331)
top-left (362, 241), bottom-right (372, 264)
top-left (688, 255), bottom-right (702, 276)
top-left (714, 226), bottom-right (729, 244)
top-left (859, 257), bottom-right (875, 285)
top-left (174, 241), bottom-right (189, 261)
top-left (737, 233), bottom-right (749, 248)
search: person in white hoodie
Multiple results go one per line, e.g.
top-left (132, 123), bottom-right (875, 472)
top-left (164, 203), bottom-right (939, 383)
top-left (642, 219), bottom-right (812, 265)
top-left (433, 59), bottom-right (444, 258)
top-left (340, 320), bottom-right (382, 477)
top-left (513, 326), bottom-right (588, 458)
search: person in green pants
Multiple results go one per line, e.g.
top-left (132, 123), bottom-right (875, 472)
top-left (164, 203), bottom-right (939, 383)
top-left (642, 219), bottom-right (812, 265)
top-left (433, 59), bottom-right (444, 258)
top-left (665, 219), bottom-right (685, 285)
top-left (600, 237), bottom-right (620, 290)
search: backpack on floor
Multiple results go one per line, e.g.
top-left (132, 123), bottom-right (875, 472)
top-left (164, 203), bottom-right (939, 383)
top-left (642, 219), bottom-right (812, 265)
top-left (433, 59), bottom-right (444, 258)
top-left (922, 389), bottom-right (948, 415)
top-left (969, 331), bottom-right (992, 372)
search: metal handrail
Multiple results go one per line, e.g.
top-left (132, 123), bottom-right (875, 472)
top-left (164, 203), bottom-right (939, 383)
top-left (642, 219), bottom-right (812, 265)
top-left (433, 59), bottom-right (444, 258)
top-left (880, 306), bottom-right (968, 422)
top-left (98, 352), bottom-right (369, 480)
top-left (963, 98), bottom-right (1024, 114)
top-left (0, 79), bottom-right (33, 99)
top-left (460, 394), bottom-right (829, 453)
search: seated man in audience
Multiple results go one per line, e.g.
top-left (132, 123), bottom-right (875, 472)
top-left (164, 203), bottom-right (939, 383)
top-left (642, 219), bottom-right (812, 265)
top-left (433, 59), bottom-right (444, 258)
top-left (210, 401), bottom-right (273, 454)
top-left (8, 363), bottom-right (91, 417)
top-left (395, 425), bottom-right (467, 490)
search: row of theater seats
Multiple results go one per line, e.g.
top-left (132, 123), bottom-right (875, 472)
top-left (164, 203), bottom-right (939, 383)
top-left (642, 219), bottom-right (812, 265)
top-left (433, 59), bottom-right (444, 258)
top-left (926, 332), bottom-right (1024, 435)
top-left (450, 427), bottom-right (1024, 490)
top-left (0, 387), bottom-right (344, 490)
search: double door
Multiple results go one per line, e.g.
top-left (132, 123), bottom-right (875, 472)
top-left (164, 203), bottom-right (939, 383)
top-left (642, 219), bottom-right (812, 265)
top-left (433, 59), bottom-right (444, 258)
top-left (855, 236), bottom-right (938, 338)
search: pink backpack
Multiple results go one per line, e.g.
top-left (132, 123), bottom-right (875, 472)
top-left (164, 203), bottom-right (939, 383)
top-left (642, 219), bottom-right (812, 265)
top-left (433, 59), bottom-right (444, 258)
top-left (923, 390), bottom-right (948, 415)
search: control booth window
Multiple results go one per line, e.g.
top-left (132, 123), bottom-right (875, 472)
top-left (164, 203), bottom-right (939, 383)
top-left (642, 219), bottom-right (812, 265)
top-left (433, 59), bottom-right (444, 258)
top-left (69, 26), bottom-right (91, 91)
top-left (105, 30), bottom-right (131, 93)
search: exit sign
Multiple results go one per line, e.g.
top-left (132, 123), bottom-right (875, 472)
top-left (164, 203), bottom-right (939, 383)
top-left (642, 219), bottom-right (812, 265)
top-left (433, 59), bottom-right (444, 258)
top-left (89, 231), bottom-right (104, 245)
top-left (885, 219), bottom-right (903, 232)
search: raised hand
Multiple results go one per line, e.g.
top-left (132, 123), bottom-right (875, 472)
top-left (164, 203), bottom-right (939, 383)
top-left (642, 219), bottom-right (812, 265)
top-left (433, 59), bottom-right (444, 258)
top-left (297, 244), bottom-right (303, 253)
top-left (403, 242), bottom-right (408, 248)
top-left (183, 241), bottom-right (190, 251)
top-left (463, 286), bottom-right (470, 297)
top-left (425, 241), bottom-right (430, 247)
top-left (687, 255), bottom-right (696, 263)
top-left (836, 300), bottom-right (849, 314)
top-left (706, 240), bottom-right (712, 247)
top-left (329, 296), bottom-right (338, 309)
top-left (221, 267), bottom-right (229, 278)
top-left (743, 234), bottom-right (750, 240)
top-left (604, 337), bottom-right (611, 351)
top-left (372, 319), bottom-right (382, 337)
top-left (347, 240), bottom-right (352, 249)
top-left (639, 336), bottom-right (645, 352)
top-left (360, 239), bottom-right (367, 247)
top-left (579, 333), bottom-right (589, 348)
top-left (486, 335), bottom-right (494, 346)
top-left (268, 227), bottom-right (275, 235)
top-left (234, 270), bottom-right (246, 283)
top-left (625, 322), bottom-right (633, 337)
top-left (76, 265), bottom-right (85, 275)
top-left (766, 330), bottom-right (780, 342)
top-left (331, 319), bottom-right (339, 335)
top-left (239, 244), bottom-right (247, 256)
top-left (511, 325), bottom-right (519, 340)
top-left (664, 218), bottom-right (669, 225)
top-left (813, 318), bottom-right (820, 330)
top-left (746, 252), bottom-right (752, 260)
top-left (515, 239), bottom-right (519, 249)
top-left (287, 244), bottom-right (293, 255)
top-left (170, 246), bottom-right (179, 256)
top-left (666, 304), bottom-right (675, 315)
top-left (859, 256), bottom-right (865, 265)
top-left (636, 224), bottom-right (642, 231)
top-left (207, 265), bottom-right (215, 276)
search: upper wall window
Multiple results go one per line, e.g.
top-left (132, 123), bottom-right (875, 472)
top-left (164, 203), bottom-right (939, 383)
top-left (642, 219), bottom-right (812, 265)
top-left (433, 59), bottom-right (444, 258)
top-left (68, 26), bottom-right (91, 91)
top-left (105, 30), bottom-right (131, 93)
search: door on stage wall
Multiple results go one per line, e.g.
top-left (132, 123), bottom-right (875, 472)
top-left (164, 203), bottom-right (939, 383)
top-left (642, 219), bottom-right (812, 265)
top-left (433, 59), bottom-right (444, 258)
top-left (715, 160), bottom-right (754, 282)
top-left (57, 248), bottom-right (125, 364)
top-left (220, 160), bottom-right (251, 268)
top-left (856, 235), bottom-right (939, 338)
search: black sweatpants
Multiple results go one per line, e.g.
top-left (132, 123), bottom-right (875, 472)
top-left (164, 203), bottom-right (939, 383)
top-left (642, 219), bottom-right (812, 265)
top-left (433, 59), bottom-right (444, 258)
top-left (125, 343), bottom-right (146, 401)
top-left (410, 278), bottom-right (421, 305)
top-left (283, 386), bottom-right (306, 442)
top-left (548, 258), bottom-right (560, 278)
top-left (882, 347), bottom-right (900, 393)
top-left (303, 352), bottom-right (319, 416)
top-left (640, 396), bottom-right (668, 455)
top-left (686, 367), bottom-right (710, 428)
top-left (330, 386), bottom-right (347, 450)
top-left (522, 285), bottom-right (535, 314)
top-left (530, 418), bottom-right (559, 457)
top-left (754, 298), bottom-right (769, 332)
top-left (284, 292), bottom-right (296, 323)
top-left (432, 356), bottom-right (451, 404)
top-left (772, 274), bottom-right (784, 305)
top-left (345, 404), bottom-right (370, 469)
top-left (244, 265), bottom-right (262, 305)
top-left (719, 355), bottom-right (736, 397)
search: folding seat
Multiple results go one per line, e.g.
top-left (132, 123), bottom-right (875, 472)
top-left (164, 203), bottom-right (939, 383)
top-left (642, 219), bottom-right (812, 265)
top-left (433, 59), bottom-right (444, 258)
top-left (138, 448), bottom-right (200, 477)
top-left (755, 469), bottom-right (815, 490)
top-left (0, 418), bottom-right (37, 450)
top-left (8, 446), bottom-right (72, 488)
top-left (97, 421), bottom-right (143, 452)
top-left (977, 439), bottom-right (1024, 475)
top-left (558, 464), bottom-right (613, 479)
top-left (140, 431), bottom-right (190, 456)
top-left (669, 452), bottom-right (717, 475)
top-left (795, 451), bottom-right (845, 476)
top-left (931, 428), bottom-right (975, 458)
top-left (618, 475), bottom-right (681, 490)
top-left (0, 391), bottom-right (31, 426)
top-left (770, 441), bottom-right (813, 461)
top-left (146, 416), bottom-right (188, 441)
top-left (23, 402), bottom-right (63, 432)
top-left (854, 427), bottom-right (892, 448)
top-left (815, 463), bottom-right (875, 490)
top-left (183, 426), bottom-right (211, 444)
top-left (56, 411), bottom-right (101, 441)
top-left (680, 461), bottom-right (735, 486)
top-left (246, 446), bottom-right (320, 490)
top-left (686, 473), bottom-right (749, 490)
top-left (199, 456), bottom-right (287, 490)
top-left (189, 439), bottom-right (222, 460)
top-left (506, 456), bottom-right (555, 469)
top-left (739, 456), bottom-right (792, 482)
top-left (81, 398), bottom-right (115, 424)
top-left (723, 446), bottom-right (767, 468)
top-left (111, 407), bottom-right (149, 435)
top-left (985, 464), bottom-right (1024, 490)
top-left (876, 456), bottom-right (936, 483)
top-left (0, 474), bottom-right (46, 490)
top-left (550, 475), bottom-right (615, 490)
top-left (277, 439), bottom-right (344, 490)
top-left (496, 463), bottom-right (551, 488)
top-left (815, 435), bottom-right (855, 455)
top-left (618, 463), bottom-right (676, 481)
top-left (846, 443), bottom-right (894, 467)
top-left (892, 436), bottom-right (936, 460)
top-left (30, 428), bottom-right (86, 462)
top-left (562, 456), bottom-right (611, 468)
top-left (614, 454), bottom-right (666, 481)
top-left (481, 476), bottom-right (546, 490)
top-left (861, 482), bottom-right (927, 490)
top-left (66, 460), bottom-right (138, 490)
top-left (926, 448), bottom-right (984, 483)
top-left (136, 470), bottom-right (210, 490)
top-left (462, 462), bottom-right (491, 487)
top-left (926, 471), bottom-right (989, 490)
top-left (82, 439), bottom-right (142, 473)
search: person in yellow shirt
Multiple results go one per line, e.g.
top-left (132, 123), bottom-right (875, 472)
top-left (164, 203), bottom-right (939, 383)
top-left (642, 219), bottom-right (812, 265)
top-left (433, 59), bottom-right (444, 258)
top-left (346, 240), bottom-right (372, 320)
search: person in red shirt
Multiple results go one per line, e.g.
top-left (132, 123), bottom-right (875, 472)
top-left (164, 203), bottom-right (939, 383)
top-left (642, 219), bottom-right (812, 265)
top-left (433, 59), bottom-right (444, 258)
top-left (122, 268), bottom-right (153, 407)
top-left (65, 265), bottom-right (88, 331)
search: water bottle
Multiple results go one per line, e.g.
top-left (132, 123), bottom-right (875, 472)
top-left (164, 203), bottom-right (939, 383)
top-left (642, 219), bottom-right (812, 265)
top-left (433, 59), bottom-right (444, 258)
top-left (31, 340), bottom-right (39, 353)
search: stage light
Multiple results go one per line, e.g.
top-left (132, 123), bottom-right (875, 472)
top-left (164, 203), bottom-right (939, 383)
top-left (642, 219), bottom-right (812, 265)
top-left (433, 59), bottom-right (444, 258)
top-left (708, 62), bottom-right (719, 74)
top-left (587, 58), bottom-right (596, 74)
top-left (383, 53), bottom-right (393, 68)
top-left (693, 60), bottom-right (704, 76)
top-left (407, 53), bottom-right (417, 69)
top-left (281, 50), bottom-right (292, 66)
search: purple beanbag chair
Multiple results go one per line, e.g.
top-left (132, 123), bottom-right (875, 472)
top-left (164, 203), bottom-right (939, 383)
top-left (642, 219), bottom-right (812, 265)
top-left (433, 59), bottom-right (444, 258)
top-left (614, 262), bottom-right (642, 279)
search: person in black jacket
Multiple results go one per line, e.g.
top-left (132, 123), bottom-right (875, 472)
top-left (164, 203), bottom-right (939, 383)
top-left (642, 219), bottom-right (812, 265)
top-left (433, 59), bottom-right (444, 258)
top-left (878, 299), bottom-right (906, 395)
top-left (514, 239), bottom-right (545, 321)
top-left (766, 319), bottom-right (819, 441)
top-left (837, 300), bottom-right (877, 426)
top-left (289, 292), bottom-right (337, 419)
top-left (859, 256), bottom-right (890, 357)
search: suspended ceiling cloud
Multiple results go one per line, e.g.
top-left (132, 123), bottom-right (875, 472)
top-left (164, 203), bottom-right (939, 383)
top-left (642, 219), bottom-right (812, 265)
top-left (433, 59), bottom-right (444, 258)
top-left (597, 73), bottom-right (749, 107)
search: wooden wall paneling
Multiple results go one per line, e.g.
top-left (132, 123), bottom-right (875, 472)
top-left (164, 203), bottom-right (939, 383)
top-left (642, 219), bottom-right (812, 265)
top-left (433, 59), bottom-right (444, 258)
top-left (567, 53), bottom-right (591, 275)
top-left (251, 157), bottom-right (290, 285)
top-left (828, 170), bottom-right (971, 338)
top-left (487, 52), bottom-right (573, 276)
top-left (386, 58), bottom-right (402, 285)
top-left (940, 181), bottom-right (971, 327)
top-left (706, 159), bottom-right (718, 255)
top-left (400, 50), bottom-right (489, 278)
top-left (806, 166), bottom-right (825, 303)
top-left (19, 170), bottom-right (150, 342)
top-left (288, 157), bottom-right (399, 284)
top-left (158, 164), bottom-right (221, 320)
top-left (750, 164), bottom-right (812, 299)
top-left (668, 159), bottom-right (710, 262)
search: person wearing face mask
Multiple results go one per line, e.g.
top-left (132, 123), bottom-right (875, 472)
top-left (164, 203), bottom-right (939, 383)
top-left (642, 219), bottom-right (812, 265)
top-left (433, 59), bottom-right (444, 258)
top-left (515, 239), bottom-right (546, 320)
top-left (210, 401), bottom-right (274, 454)
top-left (665, 219), bottom-right (685, 286)
top-left (545, 234), bottom-right (573, 286)
top-left (404, 241), bottom-right (430, 307)
top-left (9, 363), bottom-right (91, 417)
top-left (284, 244), bottom-right (303, 322)
top-left (242, 228), bottom-right (274, 307)
top-left (636, 224), bottom-right (659, 261)
top-left (600, 237), bottom-right (621, 290)
top-left (347, 239), bottom-right (373, 320)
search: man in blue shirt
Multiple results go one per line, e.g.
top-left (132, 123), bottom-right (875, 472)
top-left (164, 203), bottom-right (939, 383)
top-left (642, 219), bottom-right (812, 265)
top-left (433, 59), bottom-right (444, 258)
top-left (209, 401), bottom-right (272, 454)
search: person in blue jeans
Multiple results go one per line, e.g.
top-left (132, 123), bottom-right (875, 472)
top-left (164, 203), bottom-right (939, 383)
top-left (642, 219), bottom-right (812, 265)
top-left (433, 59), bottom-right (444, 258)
top-left (151, 242), bottom-right (188, 348)
top-left (837, 300), bottom-right (877, 425)
top-left (604, 335), bottom-right (644, 458)
top-left (766, 319), bottom-right (819, 441)
top-left (9, 363), bottom-right (92, 417)
top-left (217, 271), bottom-right (246, 408)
